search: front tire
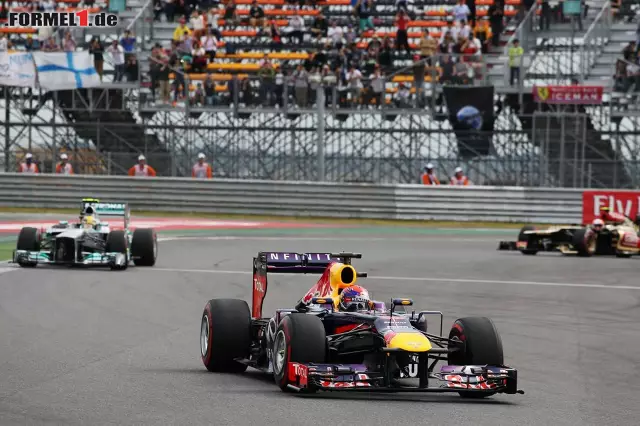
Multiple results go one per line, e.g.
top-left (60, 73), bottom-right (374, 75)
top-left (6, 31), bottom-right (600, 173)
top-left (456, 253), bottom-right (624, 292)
top-left (517, 225), bottom-right (538, 255)
top-left (273, 313), bottom-right (326, 392)
top-left (16, 227), bottom-right (40, 267)
top-left (200, 299), bottom-right (251, 373)
top-left (106, 230), bottom-right (128, 270)
top-left (572, 228), bottom-right (596, 257)
top-left (131, 228), bottom-right (157, 266)
top-left (448, 317), bottom-right (504, 399)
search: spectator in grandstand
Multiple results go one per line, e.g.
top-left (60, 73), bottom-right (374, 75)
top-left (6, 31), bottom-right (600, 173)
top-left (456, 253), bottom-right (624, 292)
top-left (190, 9), bottom-right (205, 37)
top-left (450, 167), bottom-right (471, 185)
top-left (440, 20), bottom-right (458, 44)
top-left (89, 38), bottom-right (104, 81)
top-left (623, 42), bottom-right (637, 62)
top-left (55, 153), bottom-right (73, 175)
top-left (412, 55), bottom-right (425, 106)
top-left (438, 55), bottom-right (454, 83)
top-left (125, 55), bottom-right (139, 82)
top-left (120, 30), bottom-right (136, 61)
top-left (164, 0), bottom-right (176, 22)
top-left (107, 40), bottom-right (125, 82)
top-left (19, 153), bottom-right (39, 174)
top-left (488, 0), bottom-right (504, 48)
top-left (453, 0), bottom-right (471, 23)
top-left (172, 56), bottom-right (188, 102)
top-left (268, 19), bottom-right (283, 51)
top-left (508, 39), bottom-right (524, 86)
top-left (474, 19), bottom-right (492, 54)
top-left (459, 20), bottom-right (472, 40)
top-left (311, 14), bottom-right (328, 39)
top-left (366, 65), bottom-right (385, 106)
top-left (173, 17), bottom-right (192, 41)
top-left (40, 0), bottom-right (56, 12)
top-left (465, 0), bottom-right (476, 27)
top-left (0, 34), bottom-right (7, 52)
top-left (129, 155), bottom-right (157, 177)
top-left (249, 0), bottom-right (265, 28)
top-left (258, 57), bottom-right (276, 106)
top-left (62, 32), bottom-right (76, 52)
top-left (393, 83), bottom-right (411, 108)
top-left (421, 164), bottom-right (440, 185)
top-left (191, 83), bottom-right (205, 105)
top-left (206, 9), bottom-right (222, 40)
top-left (192, 153), bottom-right (213, 178)
top-left (42, 37), bottom-right (60, 52)
top-left (200, 28), bottom-right (218, 61)
top-left (24, 35), bottom-right (38, 51)
top-left (328, 20), bottom-right (345, 47)
top-left (395, 9), bottom-right (411, 55)
top-left (355, 0), bottom-right (375, 33)
top-left (419, 32), bottom-right (437, 65)
top-left (191, 41), bottom-right (207, 73)
top-left (153, 0), bottom-right (164, 22)
top-left (294, 64), bottom-right (309, 107)
top-left (346, 64), bottom-right (364, 106)
top-left (288, 14), bottom-right (306, 45)
top-left (224, 0), bottom-right (238, 27)
top-left (453, 58), bottom-right (471, 84)
top-left (539, 0), bottom-right (551, 31)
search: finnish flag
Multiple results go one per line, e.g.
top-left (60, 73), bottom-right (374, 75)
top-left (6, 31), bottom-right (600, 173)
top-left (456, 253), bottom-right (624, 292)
top-left (34, 51), bottom-right (100, 91)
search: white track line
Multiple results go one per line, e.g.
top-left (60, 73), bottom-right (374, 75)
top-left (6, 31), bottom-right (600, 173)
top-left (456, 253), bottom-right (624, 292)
top-left (148, 267), bottom-right (640, 291)
top-left (158, 236), bottom-right (501, 243)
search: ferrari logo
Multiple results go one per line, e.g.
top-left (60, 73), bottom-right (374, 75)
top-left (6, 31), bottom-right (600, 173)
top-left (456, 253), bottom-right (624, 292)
top-left (536, 86), bottom-right (549, 101)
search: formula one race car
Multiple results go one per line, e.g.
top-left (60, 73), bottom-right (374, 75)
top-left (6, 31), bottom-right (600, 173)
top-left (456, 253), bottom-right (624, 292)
top-left (498, 209), bottom-right (640, 257)
top-left (12, 198), bottom-right (158, 270)
top-left (199, 252), bottom-right (523, 398)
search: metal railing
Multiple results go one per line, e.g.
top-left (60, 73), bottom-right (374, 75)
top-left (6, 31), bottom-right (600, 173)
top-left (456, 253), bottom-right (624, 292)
top-left (579, 1), bottom-right (613, 81)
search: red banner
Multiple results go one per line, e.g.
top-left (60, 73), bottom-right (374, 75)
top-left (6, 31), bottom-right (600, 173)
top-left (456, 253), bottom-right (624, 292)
top-left (533, 86), bottom-right (604, 104)
top-left (582, 191), bottom-right (640, 223)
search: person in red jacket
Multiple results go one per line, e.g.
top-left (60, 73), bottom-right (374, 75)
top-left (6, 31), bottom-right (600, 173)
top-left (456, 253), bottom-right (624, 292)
top-left (421, 163), bottom-right (440, 185)
top-left (19, 153), bottom-right (39, 174)
top-left (450, 167), bottom-right (471, 185)
top-left (192, 153), bottom-right (213, 179)
top-left (128, 154), bottom-right (157, 177)
top-left (55, 153), bottom-right (74, 175)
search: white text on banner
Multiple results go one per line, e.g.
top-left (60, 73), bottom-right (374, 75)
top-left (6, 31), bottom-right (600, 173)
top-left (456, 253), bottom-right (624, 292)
top-left (0, 52), bottom-right (37, 87)
top-left (33, 51), bottom-right (100, 91)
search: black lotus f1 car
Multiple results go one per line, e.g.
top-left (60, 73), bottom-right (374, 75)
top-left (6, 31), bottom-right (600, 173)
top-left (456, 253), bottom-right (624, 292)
top-left (199, 252), bottom-right (523, 397)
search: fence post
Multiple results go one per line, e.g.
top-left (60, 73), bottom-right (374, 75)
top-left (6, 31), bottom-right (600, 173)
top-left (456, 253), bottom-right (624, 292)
top-left (316, 85), bottom-right (325, 182)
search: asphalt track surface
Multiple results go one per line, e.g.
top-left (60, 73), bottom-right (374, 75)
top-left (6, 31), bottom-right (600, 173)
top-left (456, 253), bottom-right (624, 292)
top-left (1, 231), bottom-right (640, 426)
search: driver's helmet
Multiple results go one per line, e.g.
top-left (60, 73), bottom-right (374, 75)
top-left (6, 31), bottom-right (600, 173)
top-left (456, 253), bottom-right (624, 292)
top-left (339, 285), bottom-right (371, 312)
top-left (82, 215), bottom-right (96, 229)
top-left (592, 218), bottom-right (605, 231)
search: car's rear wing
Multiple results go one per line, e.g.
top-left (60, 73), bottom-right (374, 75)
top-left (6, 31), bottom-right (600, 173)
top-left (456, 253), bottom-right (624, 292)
top-left (252, 252), bottom-right (367, 319)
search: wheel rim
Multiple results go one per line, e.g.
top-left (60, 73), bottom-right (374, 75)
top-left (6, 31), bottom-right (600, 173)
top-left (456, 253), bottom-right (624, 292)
top-left (273, 330), bottom-right (286, 375)
top-left (200, 315), bottom-right (209, 357)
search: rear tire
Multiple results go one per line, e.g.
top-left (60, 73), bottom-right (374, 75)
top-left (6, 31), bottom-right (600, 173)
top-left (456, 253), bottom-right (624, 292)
top-left (200, 299), bottom-right (251, 373)
top-left (16, 227), bottom-right (40, 267)
top-left (517, 225), bottom-right (538, 255)
top-left (131, 228), bottom-right (157, 266)
top-left (448, 317), bottom-right (504, 399)
top-left (105, 230), bottom-right (128, 270)
top-left (273, 313), bottom-right (326, 392)
top-left (572, 228), bottom-right (596, 257)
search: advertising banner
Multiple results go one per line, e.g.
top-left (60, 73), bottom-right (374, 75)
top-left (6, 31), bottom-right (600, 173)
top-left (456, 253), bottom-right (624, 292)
top-left (582, 190), bottom-right (640, 223)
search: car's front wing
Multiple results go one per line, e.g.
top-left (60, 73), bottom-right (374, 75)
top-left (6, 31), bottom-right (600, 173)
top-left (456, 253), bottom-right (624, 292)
top-left (286, 362), bottom-right (522, 395)
top-left (13, 250), bottom-right (128, 268)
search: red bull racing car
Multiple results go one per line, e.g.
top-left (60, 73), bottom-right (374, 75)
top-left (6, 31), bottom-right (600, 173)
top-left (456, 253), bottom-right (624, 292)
top-left (199, 251), bottom-right (523, 397)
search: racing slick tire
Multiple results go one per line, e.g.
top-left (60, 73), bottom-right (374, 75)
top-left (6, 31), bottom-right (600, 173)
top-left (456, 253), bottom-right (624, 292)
top-left (572, 228), bottom-right (597, 257)
top-left (105, 230), bottom-right (129, 271)
top-left (448, 317), bottom-right (504, 399)
top-left (273, 313), bottom-right (327, 392)
top-left (16, 227), bottom-right (40, 267)
top-left (517, 225), bottom-right (538, 255)
top-left (200, 299), bottom-right (251, 373)
top-left (131, 228), bottom-right (157, 266)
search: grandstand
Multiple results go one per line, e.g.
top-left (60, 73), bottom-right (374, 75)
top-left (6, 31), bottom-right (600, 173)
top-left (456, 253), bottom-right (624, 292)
top-left (1, 0), bottom-right (639, 188)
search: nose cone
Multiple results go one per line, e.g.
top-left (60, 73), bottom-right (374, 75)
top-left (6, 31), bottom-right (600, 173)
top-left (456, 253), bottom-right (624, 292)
top-left (387, 332), bottom-right (432, 352)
